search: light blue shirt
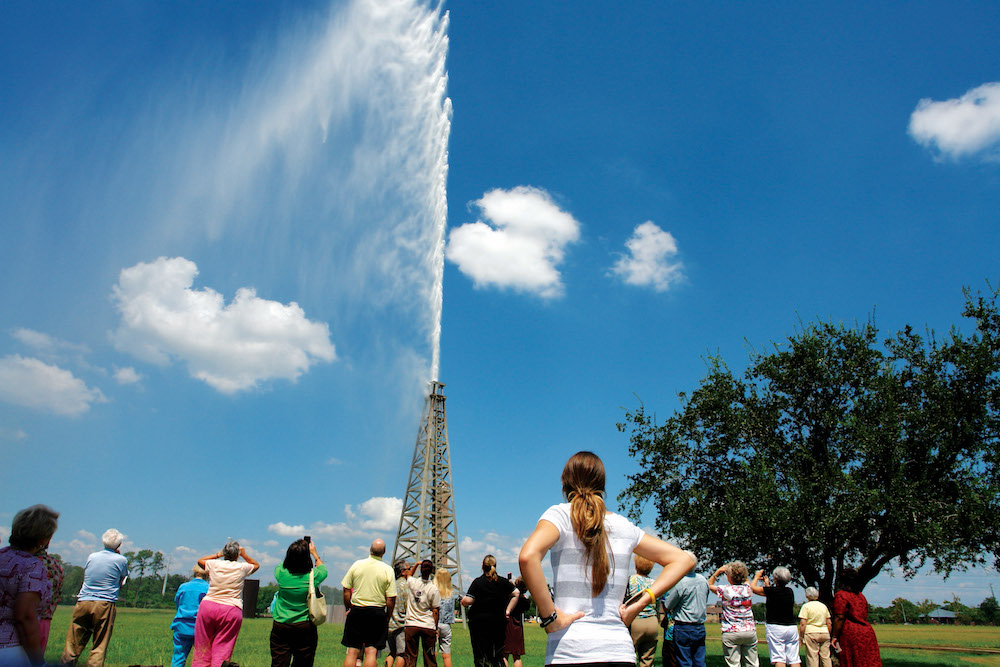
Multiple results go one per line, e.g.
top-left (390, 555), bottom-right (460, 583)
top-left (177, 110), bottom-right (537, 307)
top-left (171, 578), bottom-right (209, 634)
top-left (78, 549), bottom-right (129, 602)
top-left (664, 572), bottom-right (709, 624)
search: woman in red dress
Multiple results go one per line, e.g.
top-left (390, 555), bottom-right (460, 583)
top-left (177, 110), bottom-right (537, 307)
top-left (831, 568), bottom-right (881, 667)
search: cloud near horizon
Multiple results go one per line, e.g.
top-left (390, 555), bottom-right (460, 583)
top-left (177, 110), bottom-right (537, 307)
top-left (446, 186), bottom-right (581, 298)
top-left (610, 221), bottom-right (683, 292)
top-left (0, 355), bottom-right (106, 416)
top-left (909, 82), bottom-right (1000, 160)
top-left (268, 496), bottom-right (402, 540)
top-left (110, 257), bottom-right (336, 394)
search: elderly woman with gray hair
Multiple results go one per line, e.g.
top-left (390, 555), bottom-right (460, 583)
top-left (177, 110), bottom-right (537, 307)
top-left (192, 541), bottom-right (259, 667)
top-left (0, 504), bottom-right (59, 667)
top-left (796, 588), bottom-right (830, 667)
top-left (751, 567), bottom-right (799, 667)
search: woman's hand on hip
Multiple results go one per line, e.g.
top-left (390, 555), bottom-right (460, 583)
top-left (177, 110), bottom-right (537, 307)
top-left (545, 607), bottom-right (584, 634)
top-left (619, 599), bottom-right (645, 627)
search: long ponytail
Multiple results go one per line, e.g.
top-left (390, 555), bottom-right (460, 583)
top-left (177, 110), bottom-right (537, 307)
top-left (482, 554), bottom-right (498, 581)
top-left (562, 451), bottom-right (612, 596)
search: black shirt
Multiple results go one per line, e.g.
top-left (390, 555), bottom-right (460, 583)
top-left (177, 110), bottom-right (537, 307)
top-left (763, 586), bottom-right (796, 625)
top-left (465, 575), bottom-right (515, 623)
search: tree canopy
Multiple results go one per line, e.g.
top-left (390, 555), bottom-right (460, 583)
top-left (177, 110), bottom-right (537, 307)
top-left (618, 287), bottom-right (1000, 602)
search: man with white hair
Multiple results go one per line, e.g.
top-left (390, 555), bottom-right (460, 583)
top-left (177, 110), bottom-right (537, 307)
top-left (60, 529), bottom-right (129, 667)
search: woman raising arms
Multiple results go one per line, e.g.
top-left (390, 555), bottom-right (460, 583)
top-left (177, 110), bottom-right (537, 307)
top-left (518, 451), bottom-right (695, 667)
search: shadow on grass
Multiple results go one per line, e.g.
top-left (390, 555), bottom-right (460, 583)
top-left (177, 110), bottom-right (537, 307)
top-left (654, 659), bottom-right (963, 667)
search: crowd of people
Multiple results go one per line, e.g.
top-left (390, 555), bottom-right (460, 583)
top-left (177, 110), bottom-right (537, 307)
top-left (3, 453), bottom-right (885, 667)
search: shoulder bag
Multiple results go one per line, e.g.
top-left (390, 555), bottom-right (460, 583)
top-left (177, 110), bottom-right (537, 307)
top-left (308, 569), bottom-right (327, 625)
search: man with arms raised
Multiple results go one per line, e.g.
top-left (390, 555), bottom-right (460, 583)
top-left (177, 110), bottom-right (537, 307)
top-left (662, 551), bottom-right (709, 667)
top-left (60, 529), bottom-right (129, 667)
top-left (342, 539), bottom-right (397, 667)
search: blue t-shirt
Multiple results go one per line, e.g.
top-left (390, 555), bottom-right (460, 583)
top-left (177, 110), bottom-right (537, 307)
top-left (171, 578), bottom-right (209, 633)
top-left (78, 549), bottom-right (129, 602)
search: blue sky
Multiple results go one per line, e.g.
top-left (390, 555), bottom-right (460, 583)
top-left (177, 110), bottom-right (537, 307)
top-left (2, 0), bottom-right (999, 609)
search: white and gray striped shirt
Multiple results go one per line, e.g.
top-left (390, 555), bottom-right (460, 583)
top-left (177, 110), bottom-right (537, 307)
top-left (540, 503), bottom-right (645, 665)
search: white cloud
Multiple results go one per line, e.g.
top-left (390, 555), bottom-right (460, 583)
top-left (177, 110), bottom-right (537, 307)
top-left (344, 497), bottom-right (403, 532)
top-left (0, 427), bottom-right (28, 442)
top-left (909, 82), bottom-right (1000, 160)
top-left (113, 366), bottom-right (142, 385)
top-left (263, 540), bottom-right (279, 547)
top-left (446, 186), bottom-right (581, 298)
top-left (459, 531), bottom-right (530, 587)
top-left (269, 496), bottom-right (402, 545)
top-left (610, 221), bottom-right (683, 292)
top-left (12, 329), bottom-right (90, 356)
top-left (0, 527), bottom-right (8, 544)
top-left (326, 457), bottom-right (344, 466)
top-left (51, 531), bottom-right (100, 563)
top-left (174, 546), bottom-right (197, 555)
top-left (268, 522), bottom-right (307, 537)
top-left (244, 546), bottom-right (280, 567)
top-left (0, 355), bottom-right (106, 416)
top-left (110, 257), bottom-right (336, 394)
top-left (310, 522), bottom-right (366, 539)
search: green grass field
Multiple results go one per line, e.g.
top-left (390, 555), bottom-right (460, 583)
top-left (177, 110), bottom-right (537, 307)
top-left (44, 609), bottom-right (999, 667)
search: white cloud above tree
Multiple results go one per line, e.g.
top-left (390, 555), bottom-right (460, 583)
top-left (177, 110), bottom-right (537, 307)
top-left (610, 221), bottom-right (683, 292)
top-left (446, 186), bottom-right (581, 298)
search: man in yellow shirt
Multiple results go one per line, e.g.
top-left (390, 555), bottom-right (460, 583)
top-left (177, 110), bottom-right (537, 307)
top-left (342, 539), bottom-right (397, 667)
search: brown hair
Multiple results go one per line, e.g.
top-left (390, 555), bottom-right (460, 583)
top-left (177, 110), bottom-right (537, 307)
top-left (9, 505), bottom-right (59, 551)
top-left (482, 554), bottom-right (498, 581)
top-left (562, 451), bottom-right (611, 596)
top-left (727, 561), bottom-right (749, 584)
top-left (634, 555), bottom-right (654, 576)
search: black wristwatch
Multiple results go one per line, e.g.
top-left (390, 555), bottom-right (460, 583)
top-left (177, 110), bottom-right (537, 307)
top-left (539, 611), bottom-right (558, 628)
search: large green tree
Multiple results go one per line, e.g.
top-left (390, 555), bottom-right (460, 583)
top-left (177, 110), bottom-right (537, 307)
top-left (619, 287), bottom-right (1000, 603)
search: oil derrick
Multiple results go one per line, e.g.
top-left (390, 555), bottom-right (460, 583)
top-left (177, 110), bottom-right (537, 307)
top-left (392, 381), bottom-right (463, 594)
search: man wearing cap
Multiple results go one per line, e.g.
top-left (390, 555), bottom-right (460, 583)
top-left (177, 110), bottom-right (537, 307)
top-left (60, 529), bottom-right (129, 667)
top-left (403, 559), bottom-right (441, 667)
top-left (342, 539), bottom-right (397, 667)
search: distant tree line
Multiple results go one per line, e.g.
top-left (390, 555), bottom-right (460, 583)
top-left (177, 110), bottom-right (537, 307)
top-left (743, 596), bottom-right (998, 626)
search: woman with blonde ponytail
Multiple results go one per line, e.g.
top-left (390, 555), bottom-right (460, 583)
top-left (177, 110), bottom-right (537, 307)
top-left (461, 555), bottom-right (516, 666)
top-left (519, 452), bottom-right (695, 667)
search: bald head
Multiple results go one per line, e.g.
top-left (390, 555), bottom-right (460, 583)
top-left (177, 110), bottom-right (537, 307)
top-left (370, 539), bottom-right (386, 557)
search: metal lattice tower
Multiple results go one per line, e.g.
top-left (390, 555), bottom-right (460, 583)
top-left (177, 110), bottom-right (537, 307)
top-left (392, 381), bottom-right (464, 596)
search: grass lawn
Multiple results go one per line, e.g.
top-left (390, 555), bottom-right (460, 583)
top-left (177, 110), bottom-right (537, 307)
top-left (44, 609), bottom-right (999, 667)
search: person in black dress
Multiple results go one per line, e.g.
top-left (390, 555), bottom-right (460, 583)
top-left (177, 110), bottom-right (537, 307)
top-left (461, 555), bottom-right (516, 667)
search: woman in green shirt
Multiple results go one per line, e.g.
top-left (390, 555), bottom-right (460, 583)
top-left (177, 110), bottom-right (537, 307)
top-left (270, 539), bottom-right (327, 667)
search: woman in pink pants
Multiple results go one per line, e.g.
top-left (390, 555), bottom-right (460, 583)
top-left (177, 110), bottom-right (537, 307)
top-left (193, 541), bottom-right (260, 667)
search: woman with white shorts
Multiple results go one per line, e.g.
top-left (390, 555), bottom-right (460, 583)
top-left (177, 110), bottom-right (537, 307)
top-left (751, 567), bottom-right (800, 667)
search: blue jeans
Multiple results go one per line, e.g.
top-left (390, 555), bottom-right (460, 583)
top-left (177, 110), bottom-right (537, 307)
top-left (672, 623), bottom-right (706, 667)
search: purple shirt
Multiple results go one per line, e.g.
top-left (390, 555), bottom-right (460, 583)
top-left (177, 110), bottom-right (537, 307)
top-left (0, 546), bottom-right (52, 648)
